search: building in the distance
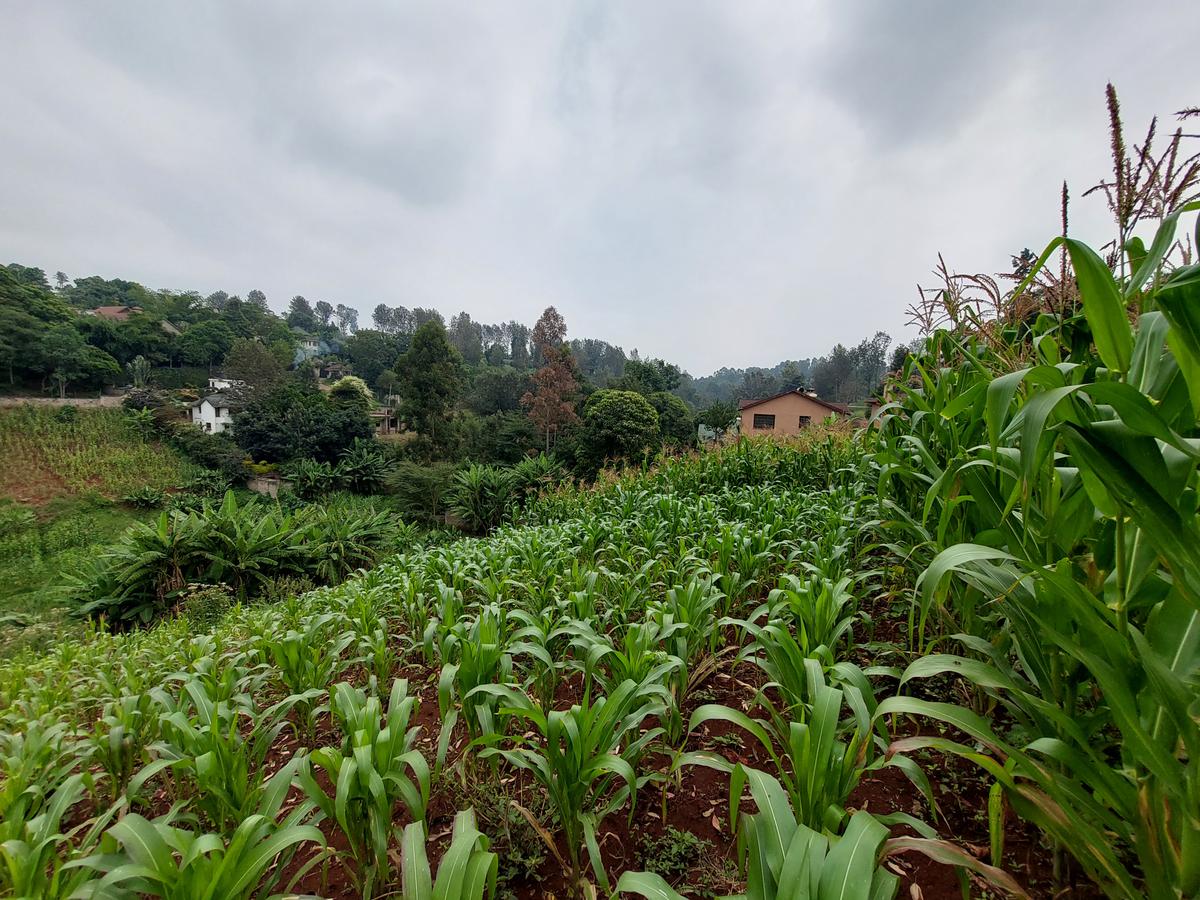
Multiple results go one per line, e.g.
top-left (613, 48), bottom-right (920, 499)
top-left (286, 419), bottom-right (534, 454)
top-left (737, 388), bottom-right (847, 435)
top-left (190, 391), bottom-right (240, 433)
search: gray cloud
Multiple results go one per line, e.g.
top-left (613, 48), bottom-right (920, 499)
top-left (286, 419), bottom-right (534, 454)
top-left (2, 2), bottom-right (1196, 374)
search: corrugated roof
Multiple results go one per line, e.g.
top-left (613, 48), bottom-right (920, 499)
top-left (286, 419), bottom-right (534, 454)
top-left (737, 388), bottom-right (848, 415)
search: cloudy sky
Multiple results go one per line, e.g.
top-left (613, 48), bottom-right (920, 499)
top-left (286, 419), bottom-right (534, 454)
top-left (2, 3), bottom-right (1196, 374)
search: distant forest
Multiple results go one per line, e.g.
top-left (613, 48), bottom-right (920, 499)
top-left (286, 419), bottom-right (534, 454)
top-left (0, 262), bottom-right (903, 408)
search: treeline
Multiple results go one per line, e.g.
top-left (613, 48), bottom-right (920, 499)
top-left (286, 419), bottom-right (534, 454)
top-left (3, 262), bottom-right (903, 405)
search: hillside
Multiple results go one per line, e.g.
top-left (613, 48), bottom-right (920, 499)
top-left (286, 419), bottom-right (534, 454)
top-left (0, 404), bottom-right (200, 505)
top-left (0, 405), bottom-right (202, 643)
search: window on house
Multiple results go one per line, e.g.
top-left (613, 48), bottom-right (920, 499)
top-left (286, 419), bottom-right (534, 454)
top-left (799, 415), bottom-right (812, 427)
top-left (753, 413), bottom-right (776, 429)
top-left (218, 408), bottom-right (228, 417)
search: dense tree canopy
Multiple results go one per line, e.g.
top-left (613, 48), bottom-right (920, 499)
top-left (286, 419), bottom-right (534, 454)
top-left (393, 320), bottom-right (464, 444)
top-left (232, 382), bottom-right (372, 463)
top-left (576, 389), bottom-right (660, 474)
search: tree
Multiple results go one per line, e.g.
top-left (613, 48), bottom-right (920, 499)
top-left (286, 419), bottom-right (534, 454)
top-left (468, 367), bottom-right (529, 415)
top-left (449, 312), bottom-right (484, 365)
top-left (54, 271), bottom-right (71, 292)
top-left (224, 338), bottom-right (287, 399)
top-left (777, 360), bottom-right (807, 392)
top-left (178, 320), bottom-right (236, 368)
top-left (247, 289), bottom-right (268, 310)
top-left (411, 307), bottom-right (444, 330)
top-left (529, 306), bottom-right (566, 367)
top-left (286, 295), bottom-right (317, 331)
top-left (315, 300), bottom-right (333, 327)
top-left (232, 383), bottom-right (372, 463)
top-left (343, 330), bottom-right (405, 391)
top-left (521, 307), bottom-right (579, 451)
top-left (334, 304), bottom-right (359, 335)
top-left (393, 320), bottom-right (464, 444)
top-left (328, 375), bottom-right (374, 411)
top-left (811, 331), bottom-right (890, 402)
top-left (0, 308), bottom-right (40, 383)
top-left (509, 321), bottom-right (531, 369)
top-left (737, 369), bottom-right (779, 403)
top-left (576, 390), bottom-right (660, 474)
top-left (613, 357), bottom-right (681, 395)
top-left (37, 326), bottom-right (120, 397)
top-left (647, 391), bottom-right (695, 448)
top-left (697, 401), bottom-right (739, 438)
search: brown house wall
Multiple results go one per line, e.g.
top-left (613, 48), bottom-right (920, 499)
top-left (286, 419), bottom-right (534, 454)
top-left (739, 393), bottom-right (840, 436)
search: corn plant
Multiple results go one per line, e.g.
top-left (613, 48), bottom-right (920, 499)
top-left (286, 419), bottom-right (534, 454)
top-left (0, 773), bottom-right (113, 900)
top-left (724, 766), bottom-right (1026, 900)
top-left (297, 678), bottom-right (431, 898)
top-left (152, 676), bottom-right (295, 833)
top-left (261, 615), bottom-right (352, 739)
top-left (86, 691), bottom-right (162, 803)
top-left (863, 134), bottom-right (1200, 896)
top-left (474, 679), bottom-right (668, 893)
top-left (438, 606), bottom-right (515, 741)
top-left (70, 777), bottom-right (322, 900)
top-left (398, 809), bottom-right (498, 900)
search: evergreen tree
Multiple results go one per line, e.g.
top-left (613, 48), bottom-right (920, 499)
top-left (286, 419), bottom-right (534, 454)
top-left (393, 320), bottom-right (464, 444)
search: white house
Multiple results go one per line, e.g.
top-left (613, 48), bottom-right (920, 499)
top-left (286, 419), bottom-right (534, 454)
top-left (190, 392), bottom-right (238, 433)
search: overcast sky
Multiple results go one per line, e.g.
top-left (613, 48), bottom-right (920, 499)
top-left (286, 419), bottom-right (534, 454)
top-left (2, 3), bottom-right (1196, 374)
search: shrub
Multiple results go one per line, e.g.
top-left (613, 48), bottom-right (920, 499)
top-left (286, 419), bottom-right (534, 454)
top-left (121, 486), bottom-right (166, 509)
top-left (52, 405), bottom-right (78, 425)
top-left (447, 463), bottom-right (516, 533)
top-left (386, 461), bottom-right (457, 525)
top-left (175, 583), bottom-right (233, 630)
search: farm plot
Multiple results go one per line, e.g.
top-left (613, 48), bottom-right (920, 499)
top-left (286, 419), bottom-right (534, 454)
top-left (0, 439), bottom-right (1040, 900)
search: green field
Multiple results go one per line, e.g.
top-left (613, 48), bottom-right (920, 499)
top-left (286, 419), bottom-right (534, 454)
top-left (0, 406), bottom-right (198, 651)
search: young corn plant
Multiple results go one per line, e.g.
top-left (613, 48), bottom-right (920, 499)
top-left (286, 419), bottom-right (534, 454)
top-left (297, 678), bottom-right (431, 898)
top-left (473, 679), bottom-right (669, 894)
top-left (86, 691), bottom-right (162, 803)
top-left (690, 658), bottom-right (930, 833)
top-left (0, 773), bottom-right (113, 900)
top-left (723, 766), bottom-right (1027, 900)
top-left (262, 616), bottom-right (353, 740)
top-left (152, 676), bottom-right (294, 833)
top-left (398, 809), bottom-right (498, 900)
top-left (438, 606), bottom-right (515, 743)
top-left (70, 774), bottom-right (323, 900)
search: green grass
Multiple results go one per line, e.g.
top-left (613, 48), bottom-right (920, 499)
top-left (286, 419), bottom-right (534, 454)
top-left (0, 496), bottom-right (150, 655)
top-left (0, 405), bottom-right (202, 654)
top-left (0, 404), bottom-right (202, 500)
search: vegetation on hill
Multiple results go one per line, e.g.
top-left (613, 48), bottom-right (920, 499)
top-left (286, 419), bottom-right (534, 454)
top-left (0, 86), bottom-right (1196, 900)
top-left (0, 405), bottom-right (202, 501)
